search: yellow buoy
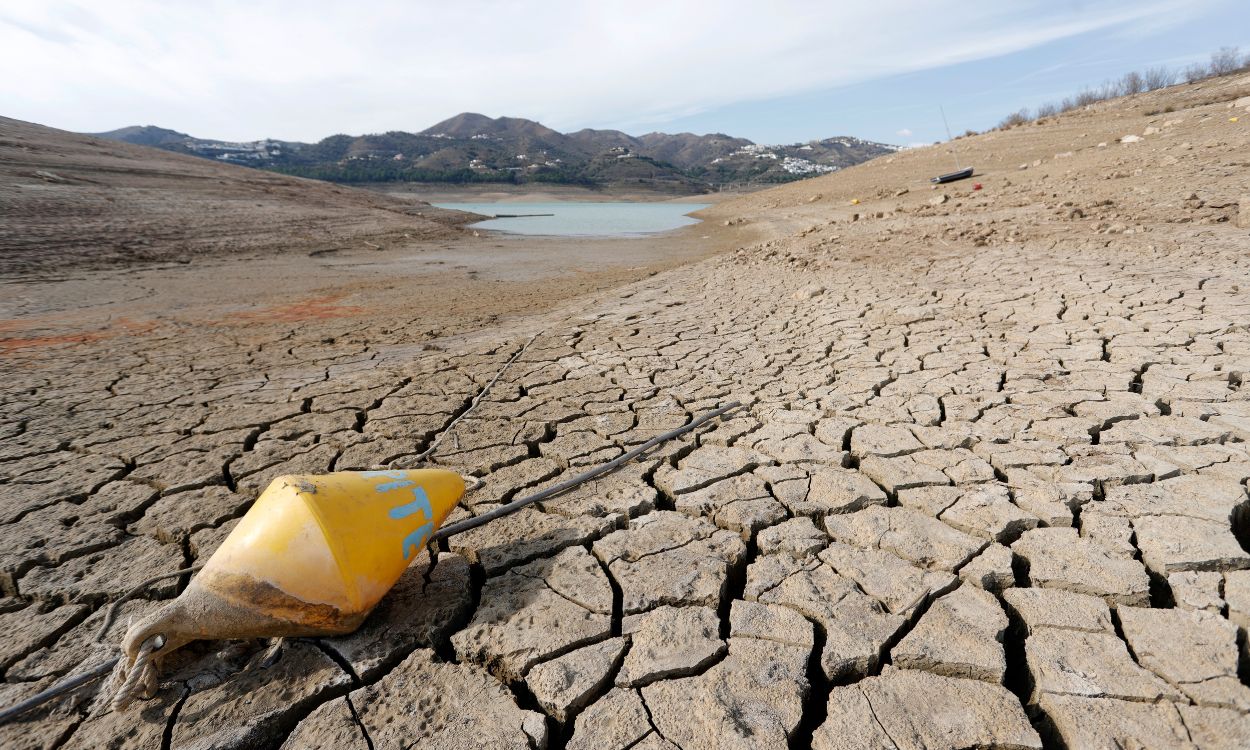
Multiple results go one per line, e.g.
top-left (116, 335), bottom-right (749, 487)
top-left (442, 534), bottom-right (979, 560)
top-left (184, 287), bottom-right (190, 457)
top-left (123, 469), bottom-right (464, 660)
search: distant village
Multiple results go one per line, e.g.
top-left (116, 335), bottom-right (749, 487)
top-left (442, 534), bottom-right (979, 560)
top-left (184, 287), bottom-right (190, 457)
top-left (186, 138), bottom-right (286, 162)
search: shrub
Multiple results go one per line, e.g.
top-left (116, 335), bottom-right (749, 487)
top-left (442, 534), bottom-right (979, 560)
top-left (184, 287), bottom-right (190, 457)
top-left (995, 45), bottom-right (1247, 141)
top-left (1097, 80), bottom-right (1123, 100)
top-left (998, 109), bottom-right (1031, 128)
top-left (1073, 88), bottom-right (1101, 107)
top-left (1143, 66), bottom-right (1177, 90)
top-left (1120, 71), bottom-right (1145, 95)
top-left (1209, 46), bottom-right (1242, 76)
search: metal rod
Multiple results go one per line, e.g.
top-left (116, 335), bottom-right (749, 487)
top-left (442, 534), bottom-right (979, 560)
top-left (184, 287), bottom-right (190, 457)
top-left (0, 658), bottom-right (118, 725)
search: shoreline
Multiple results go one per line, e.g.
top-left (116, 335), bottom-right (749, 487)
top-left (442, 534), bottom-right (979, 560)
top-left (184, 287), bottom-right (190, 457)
top-left (367, 183), bottom-right (760, 205)
top-left (1, 203), bottom-right (751, 357)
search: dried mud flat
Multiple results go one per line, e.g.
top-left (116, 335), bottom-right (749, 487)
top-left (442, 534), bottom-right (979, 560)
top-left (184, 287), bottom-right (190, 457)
top-left (3, 73), bottom-right (1250, 749)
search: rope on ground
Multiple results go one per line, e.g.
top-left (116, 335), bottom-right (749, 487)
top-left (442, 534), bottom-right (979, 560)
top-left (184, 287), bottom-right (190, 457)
top-left (433, 400), bottom-right (743, 541)
top-left (409, 332), bottom-right (540, 465)
top-left (0, 564), bottom-right (204, 724)
top-left (458, 474), bottom-right (485, 493)
top-left (104, 635), bottom-right (163, 713)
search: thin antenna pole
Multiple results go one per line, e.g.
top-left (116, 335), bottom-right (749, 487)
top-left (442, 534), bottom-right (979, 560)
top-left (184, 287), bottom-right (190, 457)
top-left (939, 105), bottom-right (962, 171)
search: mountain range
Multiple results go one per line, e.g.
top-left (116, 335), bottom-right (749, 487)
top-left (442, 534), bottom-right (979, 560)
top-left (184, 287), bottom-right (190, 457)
top-left (92, 113), bottom-right (898, 192)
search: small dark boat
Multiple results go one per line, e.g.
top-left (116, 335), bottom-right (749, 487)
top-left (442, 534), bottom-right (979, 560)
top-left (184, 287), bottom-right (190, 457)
top-left (931, 167), bottom-right (974, 184)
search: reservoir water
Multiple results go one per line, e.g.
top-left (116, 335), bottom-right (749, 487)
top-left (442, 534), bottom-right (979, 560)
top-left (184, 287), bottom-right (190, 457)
top-left (433, 201), bottom-right (710, 237)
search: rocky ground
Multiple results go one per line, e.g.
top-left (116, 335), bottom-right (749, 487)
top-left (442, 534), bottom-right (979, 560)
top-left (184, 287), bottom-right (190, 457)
top-left (2, 73), bottom-right (1250, 748)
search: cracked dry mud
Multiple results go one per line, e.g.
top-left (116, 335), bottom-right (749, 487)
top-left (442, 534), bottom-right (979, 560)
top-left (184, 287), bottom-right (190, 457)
top-left (3, 74), bottom-right (1250, 749)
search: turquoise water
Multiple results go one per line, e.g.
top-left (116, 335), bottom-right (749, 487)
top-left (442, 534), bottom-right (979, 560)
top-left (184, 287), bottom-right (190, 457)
top-left (433, 201), bottom-right (710, 237)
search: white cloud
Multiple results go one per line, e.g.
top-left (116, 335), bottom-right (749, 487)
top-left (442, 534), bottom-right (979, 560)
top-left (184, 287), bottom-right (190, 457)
top-left (0, 0), bottom-right (1214, 140)
top-left (896, 128), bottom-right (913, 137)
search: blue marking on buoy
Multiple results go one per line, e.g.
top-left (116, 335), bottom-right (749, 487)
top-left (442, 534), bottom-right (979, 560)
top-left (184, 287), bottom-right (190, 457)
top-left (388, 485), bottom-right (433, 521)
top-left (385, 484), bottom-right (436, 559)
top-left (375, 479), bottom-right (415, 493)
top-left (401, 523), bottom-right (433, 560)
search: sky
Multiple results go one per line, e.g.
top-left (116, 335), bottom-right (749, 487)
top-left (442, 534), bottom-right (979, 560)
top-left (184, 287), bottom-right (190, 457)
top-left (1, 0), bottom-right (1248, 146)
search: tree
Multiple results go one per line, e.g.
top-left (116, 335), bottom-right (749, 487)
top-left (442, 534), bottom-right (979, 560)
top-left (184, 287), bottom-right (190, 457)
top-left (1120, 71), bottom-right (1145, 95)
top-left (1096, 80), bottom-right (1122, 100)
top-left (1143, 67), bottom-right (1177, 90)
top-left (1073, 89), bottom-right (1101, 107)
top-left (1209, 46), bottom-right (1242, 76)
